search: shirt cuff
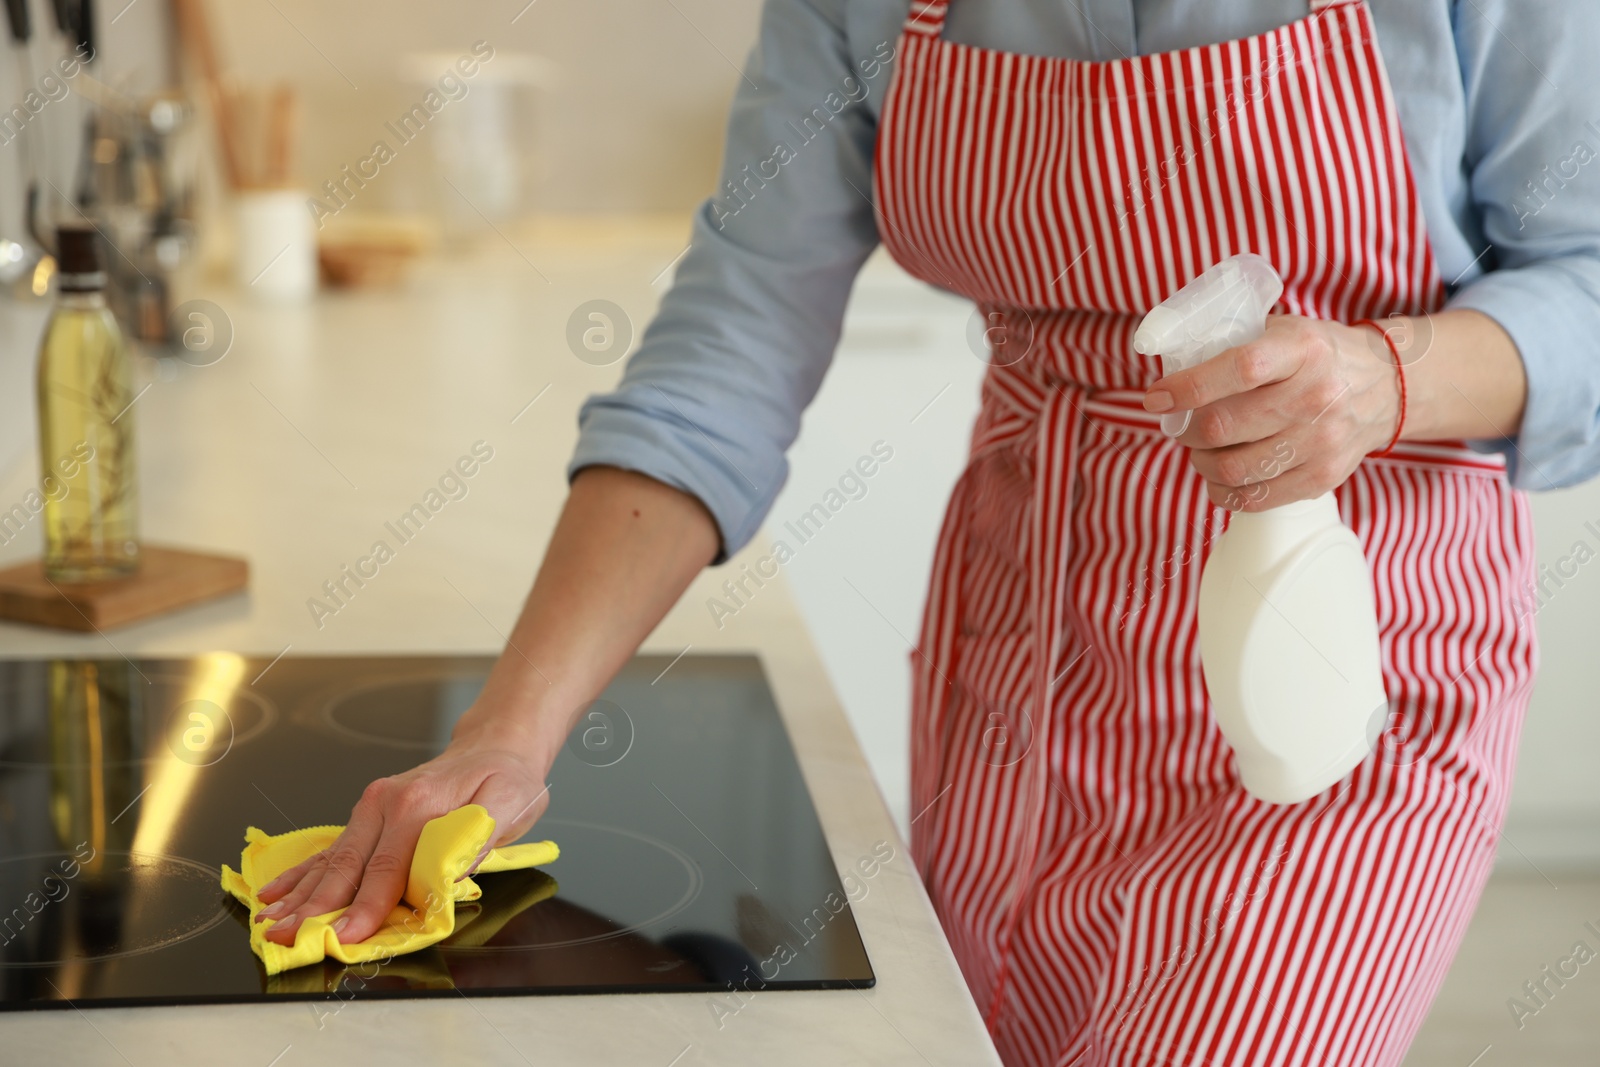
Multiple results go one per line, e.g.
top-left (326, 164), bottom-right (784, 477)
top-left (1447, 262), bottom-right (1600, 490)
top-left (567, 396), bottom-right (784, 565)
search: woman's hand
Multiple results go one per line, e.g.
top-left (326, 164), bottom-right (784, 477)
top-left (254, 720), bottom-right (551, 947)
top-left (1143, 315), bottom-right (1401, 511)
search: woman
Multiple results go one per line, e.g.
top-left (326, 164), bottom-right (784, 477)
top-left (255, 1), bottom-right (1600, 1062)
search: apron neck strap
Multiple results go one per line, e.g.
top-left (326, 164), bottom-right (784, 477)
top-left (902, 1), bottom-right (949, 38)
top-left (900, 0), bottom-right (1358, 39)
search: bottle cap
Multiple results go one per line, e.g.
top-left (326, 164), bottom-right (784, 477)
top-left (56, 225), bottom-right (107, 292)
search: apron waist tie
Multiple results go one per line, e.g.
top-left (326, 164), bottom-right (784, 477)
top-left (984, 383), bottom-right (1085, 1027)
top-left (1060, 388), bottom-right (1507, 475)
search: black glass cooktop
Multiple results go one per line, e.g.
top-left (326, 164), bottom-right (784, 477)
top-left (0, 654), bottom-right (876, 1009)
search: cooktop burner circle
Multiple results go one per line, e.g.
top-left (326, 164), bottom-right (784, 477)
top-left (0, 850), bottom-right (231, 968)
top-left (444, 818), bottom-right (703, 953)
top-left (316, 673), bottom-right (486, 750)
top-left (0, 671), bottom-right (277, 769)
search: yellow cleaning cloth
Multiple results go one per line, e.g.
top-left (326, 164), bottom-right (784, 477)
top-left (221, 804), bottom-right (558, 976)
top-left (263, 869), bottom-right (560, 994)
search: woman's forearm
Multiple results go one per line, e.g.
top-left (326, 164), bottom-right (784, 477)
top-left (257, 466), bottom-right (716, 944)
top-left (1386, 308), bottom-right (1526, 443)
top-left (450, 465), bottom-right (719, 768)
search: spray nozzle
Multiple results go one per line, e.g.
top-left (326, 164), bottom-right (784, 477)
top-left (1133, 253), bottom-right (1284, 437)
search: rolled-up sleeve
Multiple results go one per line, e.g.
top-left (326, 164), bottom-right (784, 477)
top-left (1445, 0), bottom-right (1600, 490)
top-left (568, 0), bottom-right (885, 559)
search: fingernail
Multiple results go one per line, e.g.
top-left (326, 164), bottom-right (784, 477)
top-left (1145, 390), bottom-right (1174, 413)
top-left (333, 916), bottom-right (350, 936)
top-left (258, 901), bottom-right (285, 919)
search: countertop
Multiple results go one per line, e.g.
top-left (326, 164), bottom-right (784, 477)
top-left (0, 220), bottom-right (1003, 1065)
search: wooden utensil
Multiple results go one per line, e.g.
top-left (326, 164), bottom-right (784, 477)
top-left (171, 0), bottom-right (300, 190)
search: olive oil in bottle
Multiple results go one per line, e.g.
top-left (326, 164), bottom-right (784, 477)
top-left (36, 226), bottom-right (141, 581)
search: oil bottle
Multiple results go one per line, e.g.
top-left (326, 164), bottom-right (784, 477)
top-left (36, 226), bottom-right (141, 581)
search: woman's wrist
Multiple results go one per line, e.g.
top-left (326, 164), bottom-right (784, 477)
top-left (450, 676), bottom-right (584, 775)
top-left (452, 709), bottom-right (553, 764)
top-left (1361, 310), bottom-right (1527, 443)
top-left (1346, 319), bottom-right (1406, 451)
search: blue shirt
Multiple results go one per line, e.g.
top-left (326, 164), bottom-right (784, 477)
top-left (571, 0), bottom-right (1600, 559)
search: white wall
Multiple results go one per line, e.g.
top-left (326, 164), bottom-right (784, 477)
top-left (1500, 487), bottom-right (1600, 868)
top-left (202, 0), bottom-right (762, 215)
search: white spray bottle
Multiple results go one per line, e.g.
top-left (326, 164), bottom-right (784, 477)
top-left (1134, 254), bottom-right (1388, 804)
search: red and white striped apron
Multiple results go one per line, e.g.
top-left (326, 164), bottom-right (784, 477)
top-left (873, 1), bottom-right (1538, 1064)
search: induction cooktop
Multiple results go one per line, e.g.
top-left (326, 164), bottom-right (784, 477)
top-left (0, 654), bottom-right (877, 1009)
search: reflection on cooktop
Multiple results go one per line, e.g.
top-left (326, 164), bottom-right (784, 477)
top-left (0, 654), bottom-right (876, 1009)
top-left (0, 850), bottom-right (232, 968)
top-left (0, 659), bottom-right (277, 768)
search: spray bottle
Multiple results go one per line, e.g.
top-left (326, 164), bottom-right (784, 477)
top-left (1134, 254), bottom-right (1388, 804)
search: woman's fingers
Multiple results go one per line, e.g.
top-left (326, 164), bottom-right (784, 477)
top-left (1190, 435), bottom-right (1303, 495)
top-left (1185, 424), bottom-right (1347, 514)
top-left (1206, 459), bottom-right (1344, 512)
top-left (260, 782), bottom-right (389, 944)
top-left (451, 777), bottom-right (548, 881)
top-left (476, 775), bottom-right (549, 847)
top-left (1175, 365), bottom-right (1357, 454)
top-left (257, 825), bottom-right (374, 928)
top-left (255, 853), bottom-right (320, 906)
top-left (1147, 318), bottom-right (1311, 413)
top-left (1174, 380), bottom-right (1298, 451)
top-left (328, 813), bottom-right (430, 945)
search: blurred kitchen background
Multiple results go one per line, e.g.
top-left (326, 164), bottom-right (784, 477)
top-left (0, 1), bottom-right (1597, 1058)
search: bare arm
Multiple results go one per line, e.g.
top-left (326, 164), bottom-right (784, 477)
top-left (452, 466), bottom-right (720, 769)
top-left (257, 466), bottom-right (718, 946)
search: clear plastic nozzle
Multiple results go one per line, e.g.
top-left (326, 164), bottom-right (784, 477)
top-left (1133, 254), bottom-right (1285, 437)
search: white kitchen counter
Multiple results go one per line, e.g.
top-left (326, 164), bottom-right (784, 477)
top-left (0, 220), bottom-right (1002, 1065)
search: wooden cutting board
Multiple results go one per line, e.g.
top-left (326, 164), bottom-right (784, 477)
top-left (0, 545), bottom-right (249, 632)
